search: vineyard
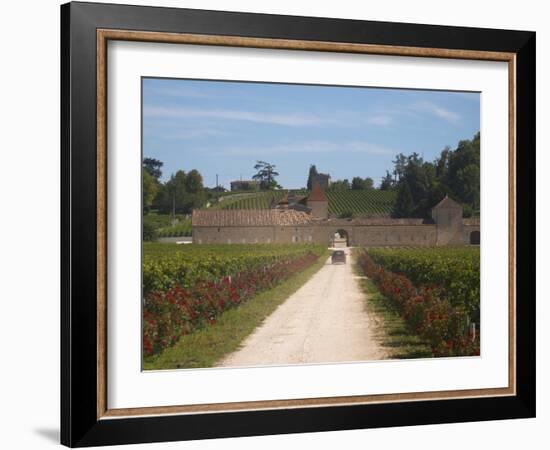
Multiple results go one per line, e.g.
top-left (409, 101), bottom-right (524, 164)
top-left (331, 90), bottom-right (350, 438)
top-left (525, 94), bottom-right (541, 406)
top-left (213, 190), bottom-right (306, 210)
top-left (358, 247), bottom-right (480, 357)
top-left (143, 243), bottom-right (325, 356)
top-left (143, 212), bottom-right (192, 239)
top-left (212, 189), bottom-right (396, 216)
top-left (327, 190), bottom-right (396, 216)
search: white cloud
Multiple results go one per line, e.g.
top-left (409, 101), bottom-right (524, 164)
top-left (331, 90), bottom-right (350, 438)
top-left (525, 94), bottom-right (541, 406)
top-left (365, 115), bottom-right (393, 126)
top-left (413, 101), bottom-right (461, 123)
top-left (146, 86), bottom-right (217, 99)
top-left (206, 140), bottom-right (394, 156)
top-left (154, 128), bottom-right (230, 140)
top-left (144, 105), bottom-right (401, 129)
top-left (144, 106), bottom-right (333, 127)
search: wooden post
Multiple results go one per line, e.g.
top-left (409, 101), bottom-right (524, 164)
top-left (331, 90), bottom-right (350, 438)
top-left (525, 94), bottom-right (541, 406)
top-left (469, 323), bottom-right (476, 342)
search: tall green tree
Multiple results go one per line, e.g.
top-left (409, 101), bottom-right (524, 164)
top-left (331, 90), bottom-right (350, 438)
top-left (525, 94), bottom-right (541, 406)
top-left (142, 170), bottom-right (158, 212)
top-left (435, 146), bottom-right (451, 179)
top-left (328, 179), bottom-right (350, 191)
top-left (392, 153), bottom-right (407, 182)
top-left (156, 169), bottom-right (207, 214)
top-left (384, 132), bottom-right (480, 218)
top-left (253, 161), bottom-right (280, 190)
top-left (444, 132), bottom-right (480, 211)
top-left (392, 181), bottom-right (414, 218)
top-left (380, 171), bottom-right (395, 190)
top-left (184, 169), bottom-right (204, 193)
top-left (143, 157), bottom-right (163, 180)
top-left (351, 177), bottom-right (374, 190)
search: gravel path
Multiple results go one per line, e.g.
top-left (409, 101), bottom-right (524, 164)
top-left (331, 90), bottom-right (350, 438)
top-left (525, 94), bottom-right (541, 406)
top-left (216, 248), bottom-right (386, 367)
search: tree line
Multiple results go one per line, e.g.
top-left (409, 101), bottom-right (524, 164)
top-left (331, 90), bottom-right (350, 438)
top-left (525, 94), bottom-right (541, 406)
top-left (391, 132), bottom-right (480, 218)
top-left (142, 159), bottom-right (284, 214)
top-left (143, 158), bottom-right (210, 215)
top-left (143, 130), bottom-right (479, 218)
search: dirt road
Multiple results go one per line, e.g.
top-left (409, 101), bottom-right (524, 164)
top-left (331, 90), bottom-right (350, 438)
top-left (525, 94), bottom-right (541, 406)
top-left (216, 249), bottom-right (386, 367)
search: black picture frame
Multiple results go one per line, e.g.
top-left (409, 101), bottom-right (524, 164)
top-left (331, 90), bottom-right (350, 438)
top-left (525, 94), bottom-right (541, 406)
top-left (61, 1), bottom-right (536, 447)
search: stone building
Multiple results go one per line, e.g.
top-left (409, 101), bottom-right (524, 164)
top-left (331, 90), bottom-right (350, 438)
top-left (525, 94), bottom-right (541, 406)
top-left (192, 184), bottom-right (480, 247)
top-left (230, 179), bottom-right (260, 191)
top-left (313, 172), bottom-right (331, 190)
top-left (307, 182), bottom-right (329, 219)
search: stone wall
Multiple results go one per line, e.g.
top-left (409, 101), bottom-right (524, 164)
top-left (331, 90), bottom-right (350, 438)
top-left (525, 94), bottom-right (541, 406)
top-left (193, 226), bottom-right (276, 244)
top-left (192, 194), bottom-right (479, 247)
top-left (307, 200), bottom-right (328, 219)
top-left (193, 223), bottom-right (439, 246)
top-left (463, 224), bottom-right (481, 245)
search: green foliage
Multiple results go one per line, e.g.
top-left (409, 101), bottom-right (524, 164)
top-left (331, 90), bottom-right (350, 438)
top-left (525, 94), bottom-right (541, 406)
top-left (142, 243), bottom-right (326, 295)
top-left (462, 204), bottom-right (473, 218)
top-left (392, 181), bottom-right (414, 218)
top-left (155, 169), bottom-right (207, 214)
top-left (338, 210), bottom-right (354, 219)
top-left (367, 247), bottom-right (480, 322)
top-left (328, 179), bottom-right (350, 191)
top-left (212, 190), bottom-right (304, 209)
top-left (446, 133), bottom-right (480, 209)
top-left (252, 160), bottom-right (281, 190)
top-left (143, 157), bottom-right (163, 180)
top-left (144, 213), bottom-right (192, 237)
top-left (358, 248), bottom-right (480, 357)
top-left (379, 170), bottom-right (395, 190)
top-left (230, 180), bottom-right (259, 191)
top-left (157, 218), bottom-right (192, 237)
top-left (143, 252), bottom-right (329, 369)
top-left (142, 170), bottom-right (158, 211)
top-left (327, 190), bottom-right (396, 216)
top-left (386, 132), bottom-right (480, 217)
top-left (143, 221), bottom-right (158, 242)
top-left (143, 212), bottom-right (179, 228)
top-left (351, 176), bottom-right (374, 190)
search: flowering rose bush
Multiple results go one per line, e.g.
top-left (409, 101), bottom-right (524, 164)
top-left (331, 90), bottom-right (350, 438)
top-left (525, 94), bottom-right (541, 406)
top-left (143, 252), bottom-right (321, 356)
top-left (143, 243), bottom-right (325, 294)
top-left (358, 251), bottom-right (479, 357)
top-left (368, 247), bottom-right (480, 323)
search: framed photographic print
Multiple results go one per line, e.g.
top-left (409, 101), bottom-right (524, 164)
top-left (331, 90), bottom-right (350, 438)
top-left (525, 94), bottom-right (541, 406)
top-left (60, 1), bottom-right (536, 447)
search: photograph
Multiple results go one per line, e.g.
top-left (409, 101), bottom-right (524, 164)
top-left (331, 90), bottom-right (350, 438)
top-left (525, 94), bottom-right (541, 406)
top-left (141, 77), bottom-right (481, 370)
top-left (56, 2), bottom-right (537, 446)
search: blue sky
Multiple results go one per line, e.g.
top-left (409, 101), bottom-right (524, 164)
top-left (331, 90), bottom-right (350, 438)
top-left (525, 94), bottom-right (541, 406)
top-left (143, 78), bottom-right (480, 189)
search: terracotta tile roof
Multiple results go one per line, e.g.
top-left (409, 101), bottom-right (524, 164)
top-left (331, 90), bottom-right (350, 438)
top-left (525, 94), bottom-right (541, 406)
top-left (192, 209), bottom-right (312, 227)
top-left (325, 218), bottom-right (429, 226)
top-left (307, 181), bottom-right (328, 202)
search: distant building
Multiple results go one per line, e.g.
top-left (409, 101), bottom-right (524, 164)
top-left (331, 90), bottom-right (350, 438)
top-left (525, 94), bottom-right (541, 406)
top-left (314, 173), bottom-right (330, 190)
top-left (192, 186), bottom-right (480, 247)
top-left (230, 180), bottom-right (260, 192)
top-left (307, 182), bottom-right (329, 219)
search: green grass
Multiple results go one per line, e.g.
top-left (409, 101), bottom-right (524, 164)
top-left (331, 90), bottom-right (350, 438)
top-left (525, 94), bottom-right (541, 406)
top-left (157, 218), bottom-right (192, 237)
top-left (353, 255), bottom-right (432, 359)
top-left (143, 250), bottom-right (330, 370)
top-left (143, 212), bottom-right (192, 237)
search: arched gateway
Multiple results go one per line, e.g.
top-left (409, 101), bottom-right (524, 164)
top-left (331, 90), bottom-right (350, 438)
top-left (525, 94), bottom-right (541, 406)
top-left (334, 229), bottom-right (350, 247)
